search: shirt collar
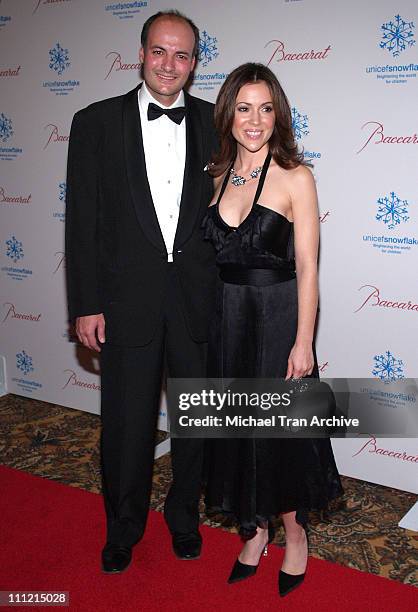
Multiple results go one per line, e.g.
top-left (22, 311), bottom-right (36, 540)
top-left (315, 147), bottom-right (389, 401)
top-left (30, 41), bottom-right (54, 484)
top-left (138, 81), bottom-right (185, 114)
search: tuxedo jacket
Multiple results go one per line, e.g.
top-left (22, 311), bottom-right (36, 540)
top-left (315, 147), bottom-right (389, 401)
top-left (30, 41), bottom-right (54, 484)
top-left (65, 84), bottom-right (218, 346)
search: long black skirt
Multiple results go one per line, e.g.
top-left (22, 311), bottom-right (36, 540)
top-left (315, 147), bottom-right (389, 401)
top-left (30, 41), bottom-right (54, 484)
top-left (204, 277), bottom-right (344, 539)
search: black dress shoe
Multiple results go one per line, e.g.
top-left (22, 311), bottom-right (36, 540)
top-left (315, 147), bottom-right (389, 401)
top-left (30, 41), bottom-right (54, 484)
top-left (278, 525), bottom-right (309, 597)
top-left (228, 523), bottom-right (275, 584)
top-left (172, 534), bottom-right (202, 560)
top-left (101, 544), bottom-right (132, 574)
top-left (278, 569), bottom-right (305, 596)
top-left (228, 558), bottom-right (259, 583)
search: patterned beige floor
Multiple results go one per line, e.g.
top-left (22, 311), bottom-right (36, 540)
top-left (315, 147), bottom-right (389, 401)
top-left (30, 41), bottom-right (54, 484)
top-left (0, 393), bottom-right (417, 586)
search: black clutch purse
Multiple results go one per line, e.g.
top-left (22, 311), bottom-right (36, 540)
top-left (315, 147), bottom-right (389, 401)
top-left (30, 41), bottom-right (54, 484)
top-left (284, 378), bottom-right (345, 436)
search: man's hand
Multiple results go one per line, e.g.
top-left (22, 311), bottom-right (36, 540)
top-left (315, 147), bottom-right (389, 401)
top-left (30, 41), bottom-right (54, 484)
top-left (76, 314), bottom-right (105, 352)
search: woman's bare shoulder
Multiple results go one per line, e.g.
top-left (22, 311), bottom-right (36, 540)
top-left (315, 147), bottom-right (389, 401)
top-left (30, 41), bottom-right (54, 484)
top-left (286, 163), bottom-right (315, 186)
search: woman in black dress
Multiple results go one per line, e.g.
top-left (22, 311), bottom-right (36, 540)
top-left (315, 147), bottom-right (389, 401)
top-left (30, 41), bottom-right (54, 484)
top-left (202, 63), bottom-right (343, 596)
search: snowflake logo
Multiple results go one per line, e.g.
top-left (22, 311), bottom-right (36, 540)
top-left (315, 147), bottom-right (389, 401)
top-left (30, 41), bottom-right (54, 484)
top-left (59, 181), bottom-right (66, 202)
top-left (49, 42), bottom-right (70, 75)
top-left (380, 14), bottom-right (415, 57)
top-left (0, 113), bottom-right (13, 142)
top-left (6, 236), bottom-right (24, 263)
top-left (16, 350), bottom-right (34, 376)
top-left (291, 107), bottom-right (309, 140)
top-left (376, 191), bottom-right (409, 230)
top-left (198, 30), bottom-right (219, 67)
top-left (372, 351), bottom-right (404, 383)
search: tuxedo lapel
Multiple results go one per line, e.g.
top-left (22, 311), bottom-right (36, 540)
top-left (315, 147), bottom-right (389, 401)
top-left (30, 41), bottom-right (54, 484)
top-left (174, 93), bottom-right (203, 249)
top-left (122, 85), bottom-right (166, 254)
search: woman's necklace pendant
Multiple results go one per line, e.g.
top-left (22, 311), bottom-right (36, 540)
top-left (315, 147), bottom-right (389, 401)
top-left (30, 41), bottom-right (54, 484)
top-left (230, 165), bottom-right (262, 187)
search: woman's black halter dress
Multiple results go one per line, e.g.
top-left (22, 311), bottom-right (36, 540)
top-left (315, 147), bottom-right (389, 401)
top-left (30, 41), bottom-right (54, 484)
top-left (201, 153), bottom-right (343, 538)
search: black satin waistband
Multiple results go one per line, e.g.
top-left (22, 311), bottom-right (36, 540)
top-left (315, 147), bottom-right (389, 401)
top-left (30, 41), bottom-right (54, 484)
top-left (219, 265), bottom-right (296, 286)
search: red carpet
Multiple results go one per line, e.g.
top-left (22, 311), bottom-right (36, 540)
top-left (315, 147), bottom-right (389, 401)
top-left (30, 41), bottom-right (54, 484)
top-left (0, 465), bottom-right (416, 612)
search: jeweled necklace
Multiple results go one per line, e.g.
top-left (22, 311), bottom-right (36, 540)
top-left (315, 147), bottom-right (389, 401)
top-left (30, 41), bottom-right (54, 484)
top-left (230, 164), bottom-right (262, 187)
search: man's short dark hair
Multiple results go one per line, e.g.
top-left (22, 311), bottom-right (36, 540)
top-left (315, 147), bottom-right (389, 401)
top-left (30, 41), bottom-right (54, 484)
top-left (140, 10), bottom-right (200, 59)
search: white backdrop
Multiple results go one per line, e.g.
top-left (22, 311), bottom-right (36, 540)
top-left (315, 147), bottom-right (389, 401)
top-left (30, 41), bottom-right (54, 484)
top-left (1, 0), bottom-right (417, 493)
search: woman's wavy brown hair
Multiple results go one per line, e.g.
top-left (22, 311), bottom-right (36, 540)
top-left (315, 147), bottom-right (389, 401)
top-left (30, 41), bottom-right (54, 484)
top-left (209, 62), bottom-right (306, 177)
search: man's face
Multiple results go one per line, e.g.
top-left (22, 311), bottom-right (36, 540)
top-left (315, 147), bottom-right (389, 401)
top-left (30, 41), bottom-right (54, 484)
top-left (139, 17), bottom-right (196, 106)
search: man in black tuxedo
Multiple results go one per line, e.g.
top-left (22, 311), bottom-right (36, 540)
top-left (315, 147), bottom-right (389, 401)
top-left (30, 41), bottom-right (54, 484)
top-left (65, 10), bottom-right (217, 573)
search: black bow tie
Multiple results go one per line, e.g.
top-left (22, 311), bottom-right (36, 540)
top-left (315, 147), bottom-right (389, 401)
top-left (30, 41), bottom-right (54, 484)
top-left (147, 103), bottom-right (186, 124)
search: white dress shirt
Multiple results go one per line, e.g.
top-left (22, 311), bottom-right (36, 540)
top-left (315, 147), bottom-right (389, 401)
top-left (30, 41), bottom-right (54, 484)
top-left (138, 82), bottom-right (186, 262)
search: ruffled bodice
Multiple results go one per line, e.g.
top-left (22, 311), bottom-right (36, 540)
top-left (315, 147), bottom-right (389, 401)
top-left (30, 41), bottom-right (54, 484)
top-left (201, 203), bottom-right (295, 273)
top-left (201, 153), bottom-right (296, 276)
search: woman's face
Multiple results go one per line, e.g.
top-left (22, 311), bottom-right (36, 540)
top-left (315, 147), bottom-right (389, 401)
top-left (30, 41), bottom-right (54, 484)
top-left (232, 81), bottom-right (275, 153)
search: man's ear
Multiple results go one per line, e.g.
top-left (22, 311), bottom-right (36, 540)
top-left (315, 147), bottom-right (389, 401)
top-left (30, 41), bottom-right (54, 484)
top-left (190, 56), bottom-right (196, 72)
top-left (139, 46), bottom-right (144, 64)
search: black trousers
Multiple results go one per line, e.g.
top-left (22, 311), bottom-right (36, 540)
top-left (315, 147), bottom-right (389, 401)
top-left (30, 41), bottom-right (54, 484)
top-left (100, 265), bottom-right (207, 547)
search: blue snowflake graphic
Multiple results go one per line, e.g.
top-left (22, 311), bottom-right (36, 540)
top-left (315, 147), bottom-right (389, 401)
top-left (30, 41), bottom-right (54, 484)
top-left (291, 107), bottom-right (309, 140)
top-left (0, 112), bottom-right (13, 142)
top-left (16, 350), bottom-right (34, 376)
top-left (49, 42), bottom-right (70, 75)
top-left (372, 351), bottom-right (404, 383)
top-left (376, 191), bottom-right (409, 229)
top-left (380, 14), bottom-right (415, 57)
top-left (6, 236), bottom-right (24, 263)
top-left (59, 181), bottom-right (66, 202)
top-left (198, 30), bottom-right (219, 67)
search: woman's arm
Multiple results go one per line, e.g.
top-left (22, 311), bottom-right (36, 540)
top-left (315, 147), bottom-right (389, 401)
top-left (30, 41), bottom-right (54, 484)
top-left (286, 165), bottom-right (320, 379)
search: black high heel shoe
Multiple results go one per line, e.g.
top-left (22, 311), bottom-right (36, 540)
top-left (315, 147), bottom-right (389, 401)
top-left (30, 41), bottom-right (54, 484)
top-left (278, 524), bottom-right (309, 597)
top-left (227, 523), bottom-right (275, 584)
